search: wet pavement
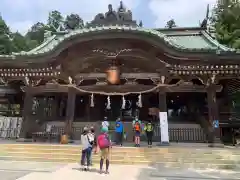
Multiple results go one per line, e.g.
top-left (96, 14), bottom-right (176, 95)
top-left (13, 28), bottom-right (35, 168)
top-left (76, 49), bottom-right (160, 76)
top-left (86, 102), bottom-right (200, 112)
top-left (0, 160), bottom-right (65, 180)
top-left (1, 161), bottom-right (238, 180)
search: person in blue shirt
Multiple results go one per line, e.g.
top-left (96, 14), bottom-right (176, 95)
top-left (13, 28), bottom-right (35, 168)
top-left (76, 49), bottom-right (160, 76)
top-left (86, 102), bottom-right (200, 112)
top-left (115, 117), bottom-right (124, 146)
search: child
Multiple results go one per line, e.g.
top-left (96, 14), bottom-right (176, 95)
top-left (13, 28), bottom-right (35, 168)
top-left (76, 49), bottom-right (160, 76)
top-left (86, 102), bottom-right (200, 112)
top-left (97, 127), bottom-right (111, 174)
top-left (80, 127), bottom-right (92, 171)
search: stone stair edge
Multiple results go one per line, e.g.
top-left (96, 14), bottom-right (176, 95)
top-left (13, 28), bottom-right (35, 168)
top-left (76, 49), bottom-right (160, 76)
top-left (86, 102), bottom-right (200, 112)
top-left (0, 156), bottom-right (237, 165)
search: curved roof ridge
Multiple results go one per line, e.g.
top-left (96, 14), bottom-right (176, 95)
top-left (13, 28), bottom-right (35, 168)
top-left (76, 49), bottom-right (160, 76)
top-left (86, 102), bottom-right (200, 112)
top-left (201, 30), bottom-right (236, 52)
top-left (27, 35), bottom-right (57, 53)
top-left (0, 25), bottom-right (239, 60)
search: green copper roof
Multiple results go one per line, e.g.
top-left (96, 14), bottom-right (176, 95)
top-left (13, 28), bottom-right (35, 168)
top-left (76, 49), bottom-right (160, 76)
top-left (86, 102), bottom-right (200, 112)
top-left (0, 25), bottom-right (239, 60)
top-left (167, 35), bottom-right (216, 49)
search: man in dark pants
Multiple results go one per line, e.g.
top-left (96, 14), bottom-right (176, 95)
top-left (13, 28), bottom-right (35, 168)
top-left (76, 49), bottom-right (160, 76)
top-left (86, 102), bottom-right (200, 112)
top-left (144, 119), bottom-right (154, 147)
top-left (115, 117), bottom-right (124, 146)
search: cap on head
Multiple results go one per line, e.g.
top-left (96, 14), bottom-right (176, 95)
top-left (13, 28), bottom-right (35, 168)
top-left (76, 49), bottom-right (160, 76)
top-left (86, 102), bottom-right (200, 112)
top-left (90, 126), bottom-right (94, 130)
top-left (104, 117), bottom-right (107, 120)
top-left (83, 126), bottom-right (88, 131)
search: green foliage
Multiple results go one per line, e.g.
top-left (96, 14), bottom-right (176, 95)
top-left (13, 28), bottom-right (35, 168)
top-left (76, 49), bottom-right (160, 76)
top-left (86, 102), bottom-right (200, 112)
top-left (47, 10), bottom-right (63, 31)
top-left (12, 32), bottom-right (30, 52)
top-left (0, 11), bottom-right (85, 55)
top-left (165, 19), bottom-right (177, 29)
top-left (0, 16), bottom-right (13, 54)
top-left (211, 0), bottom-right (240, 49)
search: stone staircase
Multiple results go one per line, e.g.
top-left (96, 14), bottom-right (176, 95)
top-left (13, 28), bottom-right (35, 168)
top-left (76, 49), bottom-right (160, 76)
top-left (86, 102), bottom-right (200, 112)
top-left (0, 143), bottom-right (240, 170)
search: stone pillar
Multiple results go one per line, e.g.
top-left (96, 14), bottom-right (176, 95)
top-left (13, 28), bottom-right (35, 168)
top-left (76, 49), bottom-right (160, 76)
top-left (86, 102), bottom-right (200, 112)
top-left (64, 88), bottom-right (76, 138)
top-left (19, 92), bottom-right (33, 139)
top-left (207, 85), bottom-right (223, 147)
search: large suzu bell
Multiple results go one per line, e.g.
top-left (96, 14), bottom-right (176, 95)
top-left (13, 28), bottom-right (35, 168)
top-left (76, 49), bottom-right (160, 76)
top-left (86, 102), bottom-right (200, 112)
top-left (107, 66), bottom-right (120, 85)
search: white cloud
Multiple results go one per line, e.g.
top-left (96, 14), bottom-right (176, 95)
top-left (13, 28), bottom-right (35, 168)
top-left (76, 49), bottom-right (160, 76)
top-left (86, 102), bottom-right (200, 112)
top-left (149, 0), bottom-right (217, 27)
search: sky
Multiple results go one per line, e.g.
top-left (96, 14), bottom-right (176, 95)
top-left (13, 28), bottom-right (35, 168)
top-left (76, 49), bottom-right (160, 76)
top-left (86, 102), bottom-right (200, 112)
top-left (0, 0), bottom-right (217, 34)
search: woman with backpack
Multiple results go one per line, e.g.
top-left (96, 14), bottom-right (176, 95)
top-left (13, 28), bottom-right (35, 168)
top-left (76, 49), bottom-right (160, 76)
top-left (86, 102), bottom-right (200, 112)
top-left (144, 120), bottom-right (154, 147)
top-left (132, 117), bottom-right (142, 147)
top-left (97, 126), bottom-right (111, 174)
top-left (80, 127), bottom-right (92, 171)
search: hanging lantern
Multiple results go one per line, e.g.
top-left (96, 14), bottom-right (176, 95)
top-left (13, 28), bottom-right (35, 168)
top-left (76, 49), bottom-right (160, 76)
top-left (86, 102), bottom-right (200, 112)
top-left (106, 96), bottom-right (111, 109)
top-left (106, 65), bottom-right (120, 85)
top-left (121, 96), bottom-right (126, 109)
top-left (90, 94), bottom-right (94, 107)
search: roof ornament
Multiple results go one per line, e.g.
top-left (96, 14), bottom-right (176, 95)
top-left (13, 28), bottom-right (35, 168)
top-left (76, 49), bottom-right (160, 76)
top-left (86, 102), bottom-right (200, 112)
top-left (105, 4), bottom-right (118, 21)
top-left (200, 4), bottom-right (209, 29)
top-left (44, 30), bottom-right (52, 41)
top-left (139, 20), bottom-right (143, 27)
top-left (118, 1), bottom-right (127, 20)
top-left (88, 2), bottom-right (137, 27)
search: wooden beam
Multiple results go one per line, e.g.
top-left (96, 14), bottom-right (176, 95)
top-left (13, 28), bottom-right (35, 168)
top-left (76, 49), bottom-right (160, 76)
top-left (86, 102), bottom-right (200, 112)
top-left (75, 73), bottom-right (161, 79)
top-left (22, 84), bottom-right (69, 94)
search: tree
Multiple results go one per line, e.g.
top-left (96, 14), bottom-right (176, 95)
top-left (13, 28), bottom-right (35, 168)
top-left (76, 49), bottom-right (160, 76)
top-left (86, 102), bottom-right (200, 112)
top-left (64, 13), bottom-right (84, 30)
top-left (47, 10), bottom-right (64, 31)
top-left (211, 0), bottom-right (240, 49)
top-left (25, 22), bottom-right (46, 46)
top-left (12, 32), bottom-right (29, 52)
top-left (0, 16), bottom-right (13, 54)
top-left (165, 19), bottom-right (177, 28)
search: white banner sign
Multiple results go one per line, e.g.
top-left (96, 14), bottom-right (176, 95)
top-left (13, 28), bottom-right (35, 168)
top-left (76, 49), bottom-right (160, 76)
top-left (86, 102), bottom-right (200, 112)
top-left (159, 112), bottom-right (169, 144)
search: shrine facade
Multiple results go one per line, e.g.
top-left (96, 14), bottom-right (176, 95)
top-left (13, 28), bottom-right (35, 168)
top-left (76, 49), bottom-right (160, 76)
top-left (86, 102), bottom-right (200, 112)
top-left (0, 2), bottom-right (240, 142)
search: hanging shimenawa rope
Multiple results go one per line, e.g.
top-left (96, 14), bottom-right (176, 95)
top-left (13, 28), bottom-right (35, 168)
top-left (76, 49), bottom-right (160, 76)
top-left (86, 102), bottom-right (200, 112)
top-left (61, 83), bottom-right (179, 96)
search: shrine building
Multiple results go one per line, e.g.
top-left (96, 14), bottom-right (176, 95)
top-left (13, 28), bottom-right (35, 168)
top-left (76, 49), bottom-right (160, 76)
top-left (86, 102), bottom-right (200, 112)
top-left (0, 2), bottom-right (240, 143)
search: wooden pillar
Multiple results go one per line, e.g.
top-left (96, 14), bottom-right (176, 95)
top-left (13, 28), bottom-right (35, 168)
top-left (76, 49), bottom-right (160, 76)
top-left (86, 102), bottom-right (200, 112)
top-left (207, 86), bottom-right (220, 137)
top-left (158, 91), bottom-right (167, 112)
top-left (19, 92), bottom-right (33, 138)
top-left (64, 88), bottom-right (76, 137)
top-left (207, 85), bottom-right (223, 147)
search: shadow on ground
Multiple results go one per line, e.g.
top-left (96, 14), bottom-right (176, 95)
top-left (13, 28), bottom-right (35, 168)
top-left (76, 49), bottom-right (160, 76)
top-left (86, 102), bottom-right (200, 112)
top-left (72, 167), bottom-right (100, 174)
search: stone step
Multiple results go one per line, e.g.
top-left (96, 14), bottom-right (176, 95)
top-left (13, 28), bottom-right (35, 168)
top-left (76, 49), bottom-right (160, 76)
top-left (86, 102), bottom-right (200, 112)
top-left (0, 155), bottom-right (151, 164)
top-left (2, 148), bottom-right (238, 161)
top-left (0, 155), bottom-right (237, 169)
top-left (2, 145), bottom-right (240, 156)
top-left (1, 144), bottom-right (227, 153)
top-left (1, 151), bottom-right (238, 165)
top-left (1, 143), bottom-right (240, 169)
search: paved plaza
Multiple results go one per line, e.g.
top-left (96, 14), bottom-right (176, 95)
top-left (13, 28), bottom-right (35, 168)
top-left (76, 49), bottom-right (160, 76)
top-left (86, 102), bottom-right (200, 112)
top-left (0, 160), bottom-right (240, 180)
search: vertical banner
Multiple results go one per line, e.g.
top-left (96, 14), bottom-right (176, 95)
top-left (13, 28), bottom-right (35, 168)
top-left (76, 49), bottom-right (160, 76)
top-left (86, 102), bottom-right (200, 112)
top-left (159, 112), bottom-right (169, 144)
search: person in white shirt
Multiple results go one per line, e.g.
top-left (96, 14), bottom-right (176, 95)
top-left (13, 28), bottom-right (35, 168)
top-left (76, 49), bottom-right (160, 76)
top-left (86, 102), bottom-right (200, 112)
top-left (80, 127), bottom-right (92, 170)
top-left (102, 117), bottom-right (109, 131)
